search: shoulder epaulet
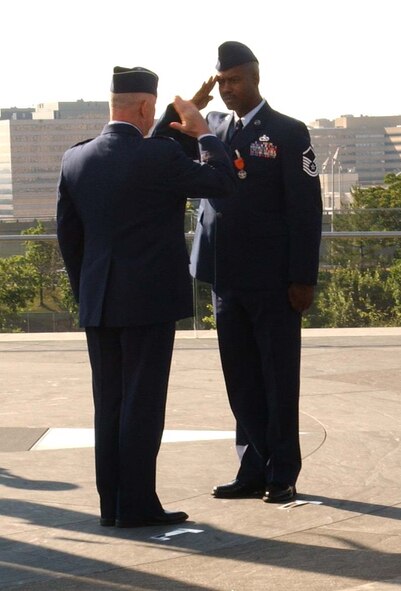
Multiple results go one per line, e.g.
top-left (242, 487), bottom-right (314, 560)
top-left (71, 137), bottom-right (94, 148)
top-left (149, 135), bottom-right (176, 142)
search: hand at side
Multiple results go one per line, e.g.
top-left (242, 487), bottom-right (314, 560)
top-left (288, 283), bottom-right (315, 313)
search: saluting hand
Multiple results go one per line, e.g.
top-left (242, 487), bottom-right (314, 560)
top-left (288, 283), bottom-right (315, 313)
top-left (191, 77), bottom-right (217, 110)
top-left (170, 96), bottom-right (211, 138)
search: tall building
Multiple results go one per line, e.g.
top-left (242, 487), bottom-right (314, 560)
top-left (0, 101), bottom-right (109, 219)
top-left (1, 103), bottom-right (401, 220)
top-left (309, 114), bottom-right (401, 188)
top-left (0, 107), bottom-right (34, 120)
top-left (33, 100), bottom-right (109, 120)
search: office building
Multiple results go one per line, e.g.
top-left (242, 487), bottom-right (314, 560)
top-left (0, 101), bottom-right (109, 219)
top-left (0, 107), bottom-right (34, 120)
top-left (309, 115), bottom-right (401, 208)
top-left (1, 102), bottom-right (401, 219)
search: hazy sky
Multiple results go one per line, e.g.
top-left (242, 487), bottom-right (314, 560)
top-left (2, 0), bottom-right (399, 124)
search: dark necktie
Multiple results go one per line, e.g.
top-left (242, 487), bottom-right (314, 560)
top-left (229, 119), bottom-right (243, 143)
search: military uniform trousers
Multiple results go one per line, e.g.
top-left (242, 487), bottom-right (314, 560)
top-left (212, 286), bottom-right (302, 487)
top-left (85, 322), bottom-right (175, 522)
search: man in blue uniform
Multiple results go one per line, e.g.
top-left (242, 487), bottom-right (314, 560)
top-left (154, 42), bottom-right (322, 503)
top-left (57, 66), bottom-right (236, 527)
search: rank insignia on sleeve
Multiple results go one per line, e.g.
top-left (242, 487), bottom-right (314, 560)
top-left (302, 146), bottom-right (319, 177)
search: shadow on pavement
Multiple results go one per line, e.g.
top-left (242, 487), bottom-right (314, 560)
top-left (0, 467), bottom-right (78, 491)
top-left (0, 498), bottom-right (400, 589)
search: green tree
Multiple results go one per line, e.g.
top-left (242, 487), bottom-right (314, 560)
top-left (22, 221), bottom-right (64, 306)
top-left (0, 256), bottom-right (37, 331)
top-left (303, 174), bottom-right (401, 328)
top-left (331, 174), bottom-right (401, 267)
top-left (202, 303), bottom-right (216, 329)
top-left (352, 173), bottom-right (401, 210)
top-left (311, 266), bottom-right (399, 328)
top-left (57, 270), bottom-right (79, 328)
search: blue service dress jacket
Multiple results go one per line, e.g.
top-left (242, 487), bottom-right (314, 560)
top-left (57, 122), bottom-right (236, 327)
top-left (154, 102), bottom-right (322, 292)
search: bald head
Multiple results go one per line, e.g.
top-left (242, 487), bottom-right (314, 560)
top-left (110, 92), bottom-right (156, 135)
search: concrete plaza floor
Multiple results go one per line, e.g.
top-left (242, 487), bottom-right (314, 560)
top-left (0, 328), bottom-right (400, 591)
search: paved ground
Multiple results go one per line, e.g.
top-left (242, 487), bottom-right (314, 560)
top-left (0, 328), bottom-right (400, 591)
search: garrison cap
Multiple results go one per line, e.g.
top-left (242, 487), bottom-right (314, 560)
top-left (111, 66), bottom-right (158, 96)
top-left (216, 41), bottom-right (258, 71)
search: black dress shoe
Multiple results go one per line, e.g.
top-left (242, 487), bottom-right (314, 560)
top-left (100, 517), bottom-right (115, 527)
top-left (263, 483), bottom-right (296, 503)
top-left (115, 510), bottom-right (189, 528)
top-left (213, 479), bottom-right (265, 499)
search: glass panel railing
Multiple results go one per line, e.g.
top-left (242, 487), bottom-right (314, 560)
top-left (1, 212), bottom-right (401, 332)
top-left (325, 208), bottom-right (401, 233)
top-left (0, 219), bottom-right (77, 332)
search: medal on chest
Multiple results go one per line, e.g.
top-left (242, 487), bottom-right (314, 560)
top-left (233, 149), bottom-right (247, 179)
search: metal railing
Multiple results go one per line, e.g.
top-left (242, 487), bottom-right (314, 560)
top-left (2, 229), bottom-right (401, 332)
top-left (2, 231), bottom-right (401, 241)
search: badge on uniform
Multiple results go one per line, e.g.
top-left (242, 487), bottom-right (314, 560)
top-left (200, 150), bottom-right (211, 163)
top-left (302, 146), bottom-right (318, 177)
top-left (234, 149), bottom-right (247, 179)
top-left (250, 139), bottom-right (278, 158)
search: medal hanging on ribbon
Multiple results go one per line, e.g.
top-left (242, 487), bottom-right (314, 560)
top-left (234, 150), bottom-right (247, 179)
